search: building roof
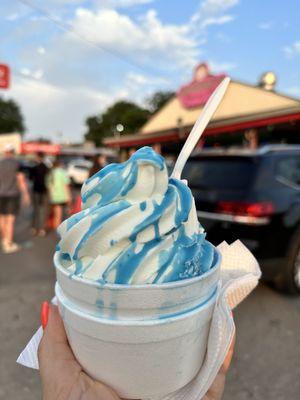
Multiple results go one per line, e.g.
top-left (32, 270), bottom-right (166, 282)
top-left (140, 79), bottom-right (300, 135)
top-left (190, 144), bottom-right (300, 158)
top-left (104, 65), bottom-right (300, 148)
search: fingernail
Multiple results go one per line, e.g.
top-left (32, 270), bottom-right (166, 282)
top-left (41, 301), bottom-right (49, 329)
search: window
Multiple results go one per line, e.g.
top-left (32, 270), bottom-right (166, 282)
top-left (182, 157), bottom-right (257, 190)
top-left (276, 156), bottom-right (300, 186)
top-left (74, 165), bottom-right (89, 171)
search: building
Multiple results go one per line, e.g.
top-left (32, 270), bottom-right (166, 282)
top-left (104, 63), bottom-right (300, 154)
top-left (20, 141), bottom-right (116, 159)
top-left (0, 133), bottom-right (21, 153)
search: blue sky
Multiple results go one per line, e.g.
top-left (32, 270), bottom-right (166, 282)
top-left (0, 0), bottom-right (300, 141)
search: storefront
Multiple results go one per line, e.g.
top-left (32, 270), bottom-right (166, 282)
top-left (104, 63), bottom-right (300, 155)
top-left (21, 142), bottom-right (116, 159)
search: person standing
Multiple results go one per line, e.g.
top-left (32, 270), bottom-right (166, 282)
top-left (0, 144), bottom-right (30, 253)
top-left (47, 159), bottom-right (71, 229)
top-left (30, 152), bottom-right (49, 237)
top-left (88, 154), bottom-right (107, 178)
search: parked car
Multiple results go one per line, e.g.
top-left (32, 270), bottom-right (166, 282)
top-left (67, 159), bottom-right (92, 185)
top-left (182, 145), bottom-right (300, 294)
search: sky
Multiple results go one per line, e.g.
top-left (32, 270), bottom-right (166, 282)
top-left (1, 0), bottom-right (300, 142)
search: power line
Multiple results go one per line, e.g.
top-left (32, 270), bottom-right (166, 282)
top-left (16, 0), bottom-right (163, 77)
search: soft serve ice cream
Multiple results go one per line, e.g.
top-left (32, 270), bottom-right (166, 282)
top-left (52, 82), bottom-right (227, 398)
top-left (55, 146), bottom-right (215, 285)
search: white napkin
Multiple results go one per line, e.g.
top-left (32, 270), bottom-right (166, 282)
top-left (17, 240), bottom-right (261, 400)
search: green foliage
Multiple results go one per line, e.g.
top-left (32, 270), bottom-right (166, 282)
top-left (147, 91), bottom-right (174, 114)
top-left (0, 97), bottom-right (25, 134)
top-left (84, 100), bottom-right (150, 145)
top-left (84, 91), bottom-right (175, 145)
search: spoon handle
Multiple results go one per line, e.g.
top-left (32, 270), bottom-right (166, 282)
top-left (171, 77), bottom-right (230, 180)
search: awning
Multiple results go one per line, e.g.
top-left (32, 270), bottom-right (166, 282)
top-left (21, 142), bottom-right (61, 155)
top-left (21, 142), bottom-right (117, 156)
top-left (104, 106), bottom-right (300, 148)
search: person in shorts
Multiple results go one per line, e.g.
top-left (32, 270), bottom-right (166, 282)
top-left (47, 159), bottom-right (71, 229)
top-left (0, 144), bottom-right (30, 253)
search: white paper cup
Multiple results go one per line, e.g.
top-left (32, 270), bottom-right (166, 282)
top-left (56, 283), bottom-right (218, 399)
top-left (54, 245), bottom-right (221, 398)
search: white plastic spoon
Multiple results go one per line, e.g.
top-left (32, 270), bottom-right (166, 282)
top-left (171, 77), bottom-right (230, 180)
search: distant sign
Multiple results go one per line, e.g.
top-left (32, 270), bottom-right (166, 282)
top-left (21, 142), bottom-right (61, 155)
top-left (177, 63), bottom-right (227, 109)
top-left (0, 64), bottom-right (10, 89)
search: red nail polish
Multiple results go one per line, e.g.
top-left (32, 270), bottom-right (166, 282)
top-left (41, 301), bottom-right (49, 329)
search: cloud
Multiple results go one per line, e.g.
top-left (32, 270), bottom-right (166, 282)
top-left (6, 76), bottom-right (119, 141)
top-left (3, 0), bottom-right (239, 142)
top-left (191, 0), bottom-right (239, 29)
top-left (43, 0), bottom-right (85, 4)
top-left (20, 68), bottom-right (44, 80)
top-left (258, 21), bottom-right (273, 30)
top-left (37, 46), bottom-right (46, 55)
top-left (5, 13), bottom-right (21, 21)
top-left (122, 73), bottom-right (157, 105)
top-left (200, 0), bottom-right (239, 14)
top-left (126, 72), bottom-right (169, 86)
top-left (201, 15), bottom-right (235, 28)
top-left (125, 72), bottom-right (171, 104)
top-left (69, 8), bottom-right (198, 70)
top-left (8, 37), bottom-right (174, 140)
top-left (284, 41), bottom-right (300, 58)
top-left (95, 0), bottom-right (154, 8)
top-left (126, 72), bottom-right (147, 85)
top-left (208, 60), bottom-right (237, 73)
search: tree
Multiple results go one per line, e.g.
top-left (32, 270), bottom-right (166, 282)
top-left (85, 101), bottom-right (150, 145)
top-left (147, 91), bottom-right (175, 114)
top-left (0, 97), bottom-right (25, 134)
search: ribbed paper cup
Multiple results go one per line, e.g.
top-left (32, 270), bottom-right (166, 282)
top-left (54, 245), bottom-right (221, 398)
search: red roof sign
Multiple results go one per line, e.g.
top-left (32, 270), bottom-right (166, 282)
top-left (0, 64), bottom-right (10, 89)
top-left (177, 63), bottom-right (226, 109)
top-left (21, 142), bottom-right (61, 155)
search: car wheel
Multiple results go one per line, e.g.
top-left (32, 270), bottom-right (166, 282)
top-left (276, 228), bottom-right (300, 295)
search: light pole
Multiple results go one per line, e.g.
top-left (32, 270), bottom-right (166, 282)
top-left (114, 123), bottom-right (124, 152)
top-left (115, 123), bottom-right (124, 140)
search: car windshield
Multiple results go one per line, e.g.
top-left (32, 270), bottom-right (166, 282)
top-left (182, 157), bottom-right (257, 190)
top-left (74, 165), bottom-right (89, 170)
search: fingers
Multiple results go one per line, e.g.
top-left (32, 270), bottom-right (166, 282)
top-left (37, 304), bottom-right (122, 400)
top-left (220, 333), bottom-right (236, 374)
top-left (44, 304), bottom-right (68, 343)
top-left (38, 304), bottom-right (72, 367)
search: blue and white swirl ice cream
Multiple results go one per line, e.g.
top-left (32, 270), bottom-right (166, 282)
top-left (56, 147), bottom-right (215, 285)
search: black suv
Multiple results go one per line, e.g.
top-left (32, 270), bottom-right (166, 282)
top-left (182, 145), bottom-right (300, 294)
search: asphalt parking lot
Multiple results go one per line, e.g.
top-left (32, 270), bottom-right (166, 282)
top-left (0, 218), bottom-right (300, 399)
